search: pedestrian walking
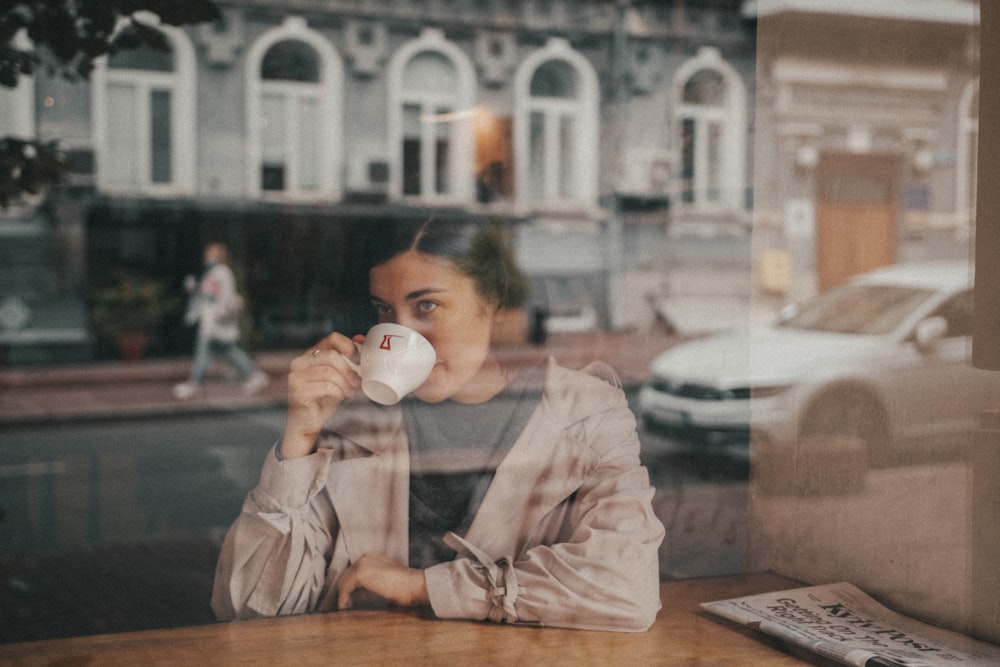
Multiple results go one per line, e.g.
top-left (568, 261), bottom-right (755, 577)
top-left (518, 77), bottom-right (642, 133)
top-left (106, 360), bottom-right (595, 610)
top-left (173, 242), bottom-right (268, 399)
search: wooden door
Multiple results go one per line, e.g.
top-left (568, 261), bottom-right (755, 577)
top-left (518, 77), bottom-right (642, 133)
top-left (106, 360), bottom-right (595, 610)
top-left (816, 154), bottom-right (898, 292)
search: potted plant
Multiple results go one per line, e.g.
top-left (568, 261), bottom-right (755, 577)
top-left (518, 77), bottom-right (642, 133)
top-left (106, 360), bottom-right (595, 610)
top-left (91, 270), bottom-right (179, 361)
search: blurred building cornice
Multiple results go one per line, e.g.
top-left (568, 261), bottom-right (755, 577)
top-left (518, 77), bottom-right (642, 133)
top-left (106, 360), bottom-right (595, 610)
top-left (745, 0), bottom-right (978, 25)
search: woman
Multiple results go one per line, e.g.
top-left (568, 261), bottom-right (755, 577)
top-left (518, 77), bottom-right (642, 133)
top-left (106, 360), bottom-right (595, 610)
top-left (173, 242), bottom-right (268, 399)
top-left (211, 218), bottom-right (664, 631)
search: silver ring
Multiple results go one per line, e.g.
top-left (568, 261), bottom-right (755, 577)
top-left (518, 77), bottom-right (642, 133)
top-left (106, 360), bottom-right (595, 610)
top-left (312, 349), bottom-right (320, 357)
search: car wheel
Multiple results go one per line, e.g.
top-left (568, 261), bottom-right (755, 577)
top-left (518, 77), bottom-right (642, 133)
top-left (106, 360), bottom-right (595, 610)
top-left (799, 387), bottom-right (889, 465)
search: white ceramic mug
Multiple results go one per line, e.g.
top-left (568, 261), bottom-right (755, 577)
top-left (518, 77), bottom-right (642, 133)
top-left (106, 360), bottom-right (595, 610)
top-left (343, 323), bottom-right (436, 405)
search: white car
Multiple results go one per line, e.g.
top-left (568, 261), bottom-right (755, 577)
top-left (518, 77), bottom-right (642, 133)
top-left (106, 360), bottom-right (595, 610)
top-left (638, 261), bottom-right (1000, 458)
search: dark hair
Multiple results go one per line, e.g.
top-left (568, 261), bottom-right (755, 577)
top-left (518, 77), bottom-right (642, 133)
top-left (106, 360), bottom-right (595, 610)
top-left (364, 216), bottom-right (528, 309)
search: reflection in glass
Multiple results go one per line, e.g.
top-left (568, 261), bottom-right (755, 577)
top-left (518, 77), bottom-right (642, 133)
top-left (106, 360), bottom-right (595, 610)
top-left (105, 83), bottom-right (139, 187)
top-left (108, 39), bottom-right (173, 72)
top-left (530, 60), bottom-right (577, 97)
top-left (683, 69), bottom-right (724, 105)
top-left (150, 90), bottom-right (172, 184)
top-left (780, 284), bottom-right (933, 335)
top-left (399, 51), bottom-right (459, 197)
top-left (261, 40), bottom-right (320, 82)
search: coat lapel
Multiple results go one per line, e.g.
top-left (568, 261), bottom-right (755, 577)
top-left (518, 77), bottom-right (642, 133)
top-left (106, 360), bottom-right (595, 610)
top-left (464, 367), bottom-right (595, 558)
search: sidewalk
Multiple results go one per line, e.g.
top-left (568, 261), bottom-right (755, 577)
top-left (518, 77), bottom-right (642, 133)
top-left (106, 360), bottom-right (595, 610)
top-left (0, 328), bottom-right (682, 426)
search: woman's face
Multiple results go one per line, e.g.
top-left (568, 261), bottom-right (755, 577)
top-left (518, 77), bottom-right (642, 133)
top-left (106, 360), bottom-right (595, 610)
top-left (369, 250), bottom-right (499, 404)
top-left (204, 245), bottom-right (225, 267)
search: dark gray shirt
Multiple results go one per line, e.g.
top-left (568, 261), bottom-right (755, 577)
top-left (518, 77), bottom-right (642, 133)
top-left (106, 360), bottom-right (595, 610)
top-left (403, 364), bottom-right (543, 568)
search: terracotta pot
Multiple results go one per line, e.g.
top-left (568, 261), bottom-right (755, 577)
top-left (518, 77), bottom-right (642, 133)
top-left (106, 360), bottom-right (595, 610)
top-left (115, 332), bottom-right (149, 362)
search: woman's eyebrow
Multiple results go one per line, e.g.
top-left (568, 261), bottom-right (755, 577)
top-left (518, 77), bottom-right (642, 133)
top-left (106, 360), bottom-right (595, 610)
top-left (405, 288), bottom-right (445, 301)
top-left (369, 288), bottom-right (446, 303)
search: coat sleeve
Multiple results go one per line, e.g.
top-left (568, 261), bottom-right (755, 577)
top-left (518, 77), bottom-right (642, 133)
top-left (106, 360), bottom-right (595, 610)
top-left (211, 444), bottom-right (338, 620)
top-left (424, 384), bottom-right (665, 632)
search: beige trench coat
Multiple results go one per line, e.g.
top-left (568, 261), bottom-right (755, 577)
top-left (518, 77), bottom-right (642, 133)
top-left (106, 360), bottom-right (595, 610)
top-left (211, 358), bottom-right (665, 632)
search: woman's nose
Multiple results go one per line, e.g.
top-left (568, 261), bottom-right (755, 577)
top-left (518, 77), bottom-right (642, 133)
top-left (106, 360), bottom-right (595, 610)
top-left (393, 313), bottom-right (429, 336)
top-left (384, 310), bottom-right (409, 327)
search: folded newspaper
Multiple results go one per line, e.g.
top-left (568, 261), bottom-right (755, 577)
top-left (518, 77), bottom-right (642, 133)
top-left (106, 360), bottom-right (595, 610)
top-left (701, 582), bottom-right (1000, 667)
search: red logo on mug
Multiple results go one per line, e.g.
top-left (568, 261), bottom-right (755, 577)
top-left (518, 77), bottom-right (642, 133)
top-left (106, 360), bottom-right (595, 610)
top-left (380, 334), bottom-right (403, 350)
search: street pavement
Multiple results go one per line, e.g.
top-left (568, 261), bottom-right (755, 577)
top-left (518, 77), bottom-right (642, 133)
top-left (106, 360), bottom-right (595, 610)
top-left (0, 328), bottom-right (683, 426)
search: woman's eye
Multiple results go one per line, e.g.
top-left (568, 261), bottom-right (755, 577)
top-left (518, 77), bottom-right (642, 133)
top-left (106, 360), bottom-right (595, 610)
top-left (416, 301), bottom-right (437, 314)
top-left (372, 303), bottom-right (392, 316)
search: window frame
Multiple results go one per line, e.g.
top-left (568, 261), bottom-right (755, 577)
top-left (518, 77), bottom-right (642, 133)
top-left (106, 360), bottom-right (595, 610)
top-left (513, 38), bottom-right (599, 212)
top-left (672, 46), bottom-right (748, 213)
top-left (386, 28), bottom-right (476, 204)
top-left (91, 19), bottom-right (197, 196)
top-left (956, 78), bottom-right (978, 233)
top-left (245, 16), bottom-right (343, 201)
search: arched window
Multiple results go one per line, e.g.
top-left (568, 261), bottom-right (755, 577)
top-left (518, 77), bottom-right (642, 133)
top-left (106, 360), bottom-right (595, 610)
top-left (92, 20), bottom-right (196, 194)
top-left (245, 17), bottom-right (342, 200)
top-left (513, 38), bottom-right (598, 210)
top-left (957, 78), bottom-right (978, 233)
top-left (387, 29), bottom-right (475, 202)
top-left (673, 47), bottom-right (747, 212)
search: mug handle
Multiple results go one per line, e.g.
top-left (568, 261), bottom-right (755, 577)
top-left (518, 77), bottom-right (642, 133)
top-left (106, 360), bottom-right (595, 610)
top-left (341, 341), bottom-right (362, 375)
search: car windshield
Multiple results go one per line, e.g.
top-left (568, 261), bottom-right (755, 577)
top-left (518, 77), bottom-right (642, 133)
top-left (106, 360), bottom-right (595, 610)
top-left (779, 283), bottom-right (934, 335)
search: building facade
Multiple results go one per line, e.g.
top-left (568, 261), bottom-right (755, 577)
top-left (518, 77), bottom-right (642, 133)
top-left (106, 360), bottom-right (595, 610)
top-left (0, 0), bottom-right (757, 364)
top-left (749, 0), bottom-right (980, 301)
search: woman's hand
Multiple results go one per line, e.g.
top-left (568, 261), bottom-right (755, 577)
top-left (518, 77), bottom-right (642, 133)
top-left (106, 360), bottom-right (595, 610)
top-left (337, 553), bottom-right (429, 610)
top-left (279, 332), bottom-right (363, 459)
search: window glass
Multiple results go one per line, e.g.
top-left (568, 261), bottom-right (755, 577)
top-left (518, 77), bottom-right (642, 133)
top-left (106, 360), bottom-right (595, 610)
top-left (528, 110), bottom-right (545, 201)
top-left (681, 117), bottom-right (695, 203)
top-left (683, 68), bottom-right (725, 105)
top-left (781, 284), bottom-right (933, 335)
top-left (403, 51), bottom-right (458, 95)
top-left (707, 120), bottom-right (722, 202)
top-left (434, 106), bottom-right (451, 194)
top-left (260, 93), bottom-right (286, 191)
top-left (260, 94), bottom-right (286, 163)
top-left (474, 112), bottom-right (512, 201)
top-left (402, 103), bottom-right (422, 195)
top-left (261, 40), bottom-right (320, 82)
top-left (108, 38), bottom-right (174, 72)
top-left (296, 96), bottom-right (320, 190)
top-left (105, 83), bottom-right (139, 187)
top-left (530, 60), bottom-right (577, 97)
top-left (558, 113), bottom-right (574, 198)
top-left (150, 89), bottom-right (172, 184)
top-left (0, 85), bottom-right (29, 136)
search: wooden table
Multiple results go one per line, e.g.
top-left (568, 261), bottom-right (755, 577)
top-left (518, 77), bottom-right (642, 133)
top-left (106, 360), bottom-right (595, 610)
top-left (0, 573), bottom-right (832, 666)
